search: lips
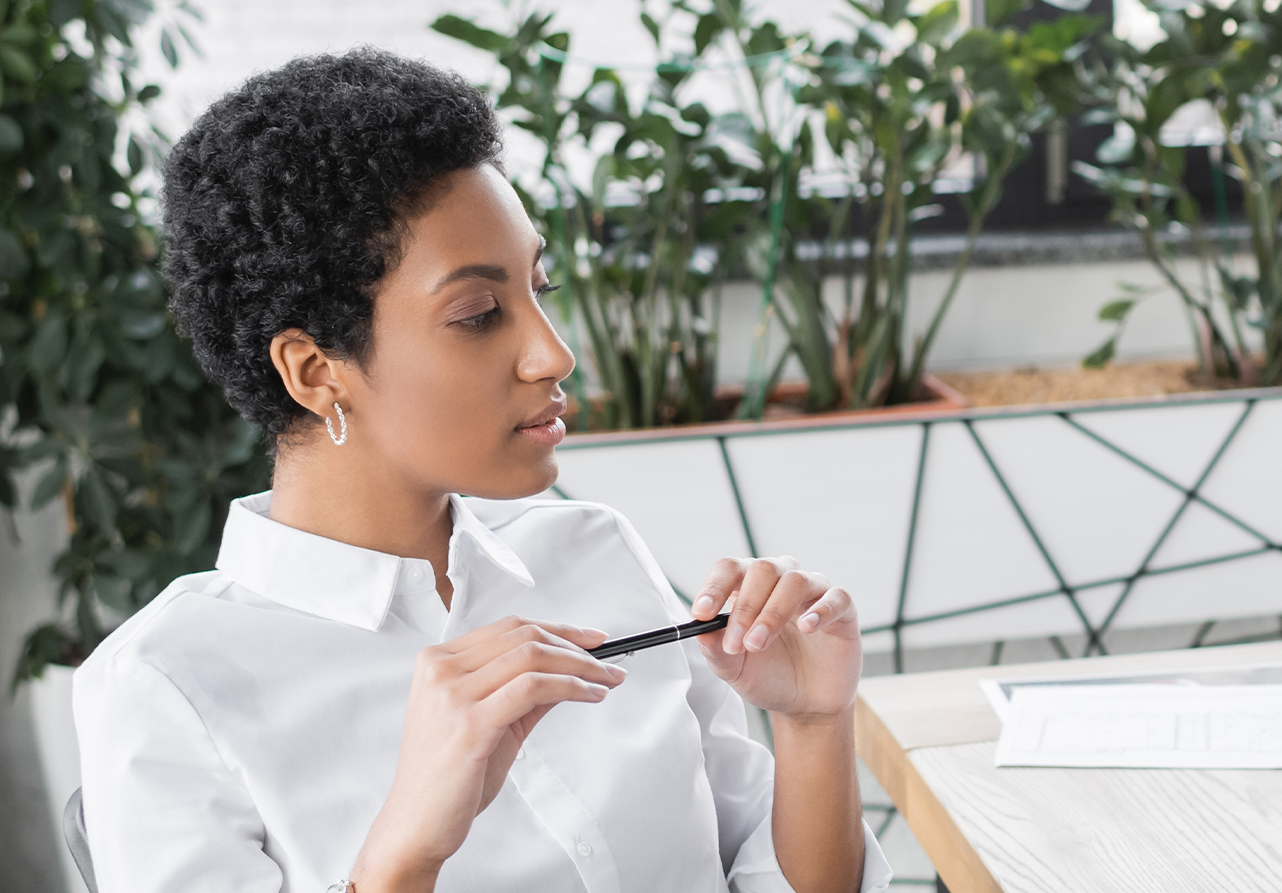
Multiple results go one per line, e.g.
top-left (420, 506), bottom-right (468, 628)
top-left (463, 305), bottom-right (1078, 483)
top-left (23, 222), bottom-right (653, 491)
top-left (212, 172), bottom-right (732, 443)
top-left (515, 397), bottom-right (569, 447)
top-left (517, 397), bottom-right (569, 431)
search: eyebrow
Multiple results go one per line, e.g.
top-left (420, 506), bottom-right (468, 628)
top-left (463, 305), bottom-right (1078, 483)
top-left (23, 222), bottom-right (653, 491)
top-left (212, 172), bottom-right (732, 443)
top-left (430, 236), bottom-right (548, 294)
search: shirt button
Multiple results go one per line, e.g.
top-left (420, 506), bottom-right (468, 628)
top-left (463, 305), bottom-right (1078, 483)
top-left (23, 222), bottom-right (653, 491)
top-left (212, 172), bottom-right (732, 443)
top-left (576, 840), bottom-right (592, 857)
top-left (516, 748), bottom-right (525, 760)
top-left (410, 567), bottom-right (424, 583)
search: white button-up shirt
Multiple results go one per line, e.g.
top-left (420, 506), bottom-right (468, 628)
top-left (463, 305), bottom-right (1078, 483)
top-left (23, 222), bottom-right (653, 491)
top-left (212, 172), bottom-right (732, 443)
top-left (74, 492), bottom-right (893, 893)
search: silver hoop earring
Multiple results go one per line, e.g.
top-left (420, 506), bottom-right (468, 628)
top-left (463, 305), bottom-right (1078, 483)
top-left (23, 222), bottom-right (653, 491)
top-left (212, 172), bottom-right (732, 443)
top-left (325, 402), bottom-right (348, 446)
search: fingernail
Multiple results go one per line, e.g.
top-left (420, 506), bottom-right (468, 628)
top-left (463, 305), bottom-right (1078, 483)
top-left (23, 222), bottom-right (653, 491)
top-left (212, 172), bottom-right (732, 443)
top-left (744, 625), bottom-right (768, 651)
top-left (588, 683), bottom-right (609, 698)
top-left (801, 612), bottom-right (820, 631)
top-left (723, 626), bottom-right (744, 654)
top-left (693, 595), bottom-right (714, 616)
top-left (606, 664), bottom-right (628, 680)
top-left (584, 628), bottom-right (609, 638)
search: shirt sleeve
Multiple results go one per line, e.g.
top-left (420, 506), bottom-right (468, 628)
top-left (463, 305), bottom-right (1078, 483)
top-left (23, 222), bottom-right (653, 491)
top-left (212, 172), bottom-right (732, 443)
top-left (73, 654), bottom-right (283, 893)
top-left (610, 510), bottom-right (895, 893)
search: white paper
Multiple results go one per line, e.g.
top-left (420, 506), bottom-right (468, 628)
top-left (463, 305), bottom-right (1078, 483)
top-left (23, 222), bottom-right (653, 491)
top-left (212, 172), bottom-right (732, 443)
top-left (994, 683), bottom-right (1282, 769)
top-left (979, 661), bottom-right (1282, 724)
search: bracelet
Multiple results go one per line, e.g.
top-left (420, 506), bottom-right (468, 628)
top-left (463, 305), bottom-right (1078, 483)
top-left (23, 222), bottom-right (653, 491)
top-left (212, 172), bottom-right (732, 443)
top-left (325, 881), bottom-right (354, 893)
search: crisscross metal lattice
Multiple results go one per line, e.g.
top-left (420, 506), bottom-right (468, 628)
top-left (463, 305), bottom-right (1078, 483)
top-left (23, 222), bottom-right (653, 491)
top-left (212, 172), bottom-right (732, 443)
top-left (553, 390), bottom-right (1282, 672)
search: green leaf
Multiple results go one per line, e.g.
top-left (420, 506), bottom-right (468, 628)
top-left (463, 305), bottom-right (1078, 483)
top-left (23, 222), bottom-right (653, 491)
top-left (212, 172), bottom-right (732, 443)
top-left (694, 13), bottom-right (720, 56)
top-left (30, 312), bottom-right (69, 374)
top-left (2, 23), bottom-right (40, 46)
top-left (916, 1), bottom-right (959, 46)
top-left (159, 28), bottom-right (179, 67)
top-left (640, 11), bottom-right (660, 43)
top-left (430, 14), bottom-right (511, 53)
top-left (137, 84), bottom-right (161, 102)
top-left (92, 573), bottom-right (134, 613)
top-left (0, 466), bottom-right (16, 509)
top-left (30, 459), bottom-right (68, 510)
top-left (0, 229), bottom-right (29, 280)
top-left (173, 499), bottom-right (212, 555)
top-left (0, 45), bottom-right (37, 83)
top-left (49, 0), bottom-right (83, 27)
top-left (127, 134), bottom-right (143, 175)
top-left (1082, 337), bottom-right (1117, 368)
top-left (985, 0), bottom-right (1028, 26)
top-left (0, 113), bottom-right (22, 152)
top-left (1098, 299), bottom-right (1135, 321)
top-left (77, 468), bottom-right (117, 531)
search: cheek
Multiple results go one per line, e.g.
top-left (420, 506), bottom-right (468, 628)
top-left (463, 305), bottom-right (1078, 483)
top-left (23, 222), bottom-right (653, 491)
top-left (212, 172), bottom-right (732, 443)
top-left (363, 334), bottom-right (513, 459)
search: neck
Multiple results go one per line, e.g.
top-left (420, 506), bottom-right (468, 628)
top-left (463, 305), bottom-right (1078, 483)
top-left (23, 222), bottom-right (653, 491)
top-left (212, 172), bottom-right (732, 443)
top-left (268, 437), bottom-right (455, 603)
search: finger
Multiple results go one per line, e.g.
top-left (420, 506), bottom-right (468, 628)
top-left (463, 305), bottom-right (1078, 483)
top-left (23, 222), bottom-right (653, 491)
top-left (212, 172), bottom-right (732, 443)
top-left (797, 586), bottom-right (857, 634)
top-left (450, 619), bottom-right (608, 669)
top-left (463, 639), bottom-right (627, 700)
top-left (691, 557), bottom-right (750, 619)
top-left (723, 556), bottom-right (797, 654)
top-left (452, 622), bottom-right (587, 673)
top-left (477, 672), bottom-right (611, 733)
top-left (742, 569), bottom-right (829, 652)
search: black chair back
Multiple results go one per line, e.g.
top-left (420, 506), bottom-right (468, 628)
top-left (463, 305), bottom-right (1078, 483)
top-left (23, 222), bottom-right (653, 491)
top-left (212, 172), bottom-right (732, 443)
top-left (62, 788), bottom-right (98, 893)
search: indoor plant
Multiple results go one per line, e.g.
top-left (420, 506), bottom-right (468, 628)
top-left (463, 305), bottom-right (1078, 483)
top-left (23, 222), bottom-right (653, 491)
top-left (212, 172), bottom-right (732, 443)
top-left (433, 0), bottom-right (1097, 425)
top-left (0, 0), bottom-right (268, 689)
top-left (1075, 0), bottom-right (1282, 382)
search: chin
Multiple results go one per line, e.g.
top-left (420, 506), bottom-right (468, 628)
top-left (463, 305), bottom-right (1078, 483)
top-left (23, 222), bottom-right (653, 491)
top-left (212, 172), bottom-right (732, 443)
top-left (469, 454), bottom-right (560, 501)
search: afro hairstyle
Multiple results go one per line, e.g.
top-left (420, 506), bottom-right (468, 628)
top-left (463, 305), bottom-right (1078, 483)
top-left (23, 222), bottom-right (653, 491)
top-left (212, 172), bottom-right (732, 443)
top-left (162, 47), bottom-right (503, 439)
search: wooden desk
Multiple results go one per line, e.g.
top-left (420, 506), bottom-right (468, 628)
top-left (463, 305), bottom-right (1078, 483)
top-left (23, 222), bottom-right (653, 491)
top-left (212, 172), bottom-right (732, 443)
top-left (854, 641), bottom-right (1282, 893)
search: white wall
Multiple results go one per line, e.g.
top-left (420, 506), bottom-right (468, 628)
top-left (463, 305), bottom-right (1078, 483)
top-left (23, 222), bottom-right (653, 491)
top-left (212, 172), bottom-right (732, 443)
top-left (0, 474), bottom-right (74, 891)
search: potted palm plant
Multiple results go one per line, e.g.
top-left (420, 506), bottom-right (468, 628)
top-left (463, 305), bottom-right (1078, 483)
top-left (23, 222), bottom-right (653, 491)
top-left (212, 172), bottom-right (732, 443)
top-left (433, 0), bottom-right (1097, 429)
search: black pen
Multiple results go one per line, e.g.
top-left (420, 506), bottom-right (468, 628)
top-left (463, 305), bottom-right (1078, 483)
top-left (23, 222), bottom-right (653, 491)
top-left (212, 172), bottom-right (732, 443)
top-left (588, 613), bottom-right (731, 660)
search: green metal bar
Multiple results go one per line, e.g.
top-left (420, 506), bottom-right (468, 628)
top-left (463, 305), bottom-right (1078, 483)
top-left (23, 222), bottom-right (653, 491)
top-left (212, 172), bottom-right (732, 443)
top-left (717, 437), bottom-right (759, 559)
top-left (550, 484), bottom-right (572, 500)
top-left (1048, 635), bottom-right (1070, 660)
top-left (1061, 413), bottom-right (1276, 548)
top-left (990, 640), bottom-right (1004, 666)
top-left (894, 424), bottom-right (932, 674)
top-left (965, 422), bottom-right (1104, 655)
top-left (856, 545), bottom-right (1275, 637)
top-left (875, 807), bottom-right (898, 838)
top-left (1096, 401), bottom-right (1257, 638)
top-left (556, 393), bottom-right (1282, 452)
top-left (1190, 620), bottom-right (1215, 648)
top-left (1202, 628), bottom-right (1282, 647)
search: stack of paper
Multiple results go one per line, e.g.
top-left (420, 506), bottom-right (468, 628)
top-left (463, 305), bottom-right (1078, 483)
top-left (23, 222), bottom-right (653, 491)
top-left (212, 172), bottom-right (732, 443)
top-left (980, 663), bottom-right (1282, 769)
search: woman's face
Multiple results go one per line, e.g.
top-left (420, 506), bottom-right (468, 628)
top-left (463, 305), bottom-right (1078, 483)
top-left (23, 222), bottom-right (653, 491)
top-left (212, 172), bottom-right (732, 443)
top-left (343, 164), bottom-right (575, 500)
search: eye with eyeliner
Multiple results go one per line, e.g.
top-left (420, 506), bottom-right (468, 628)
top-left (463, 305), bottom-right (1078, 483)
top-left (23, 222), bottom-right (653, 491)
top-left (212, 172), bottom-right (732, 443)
top-left (455, 282), bottom-right (560, 332)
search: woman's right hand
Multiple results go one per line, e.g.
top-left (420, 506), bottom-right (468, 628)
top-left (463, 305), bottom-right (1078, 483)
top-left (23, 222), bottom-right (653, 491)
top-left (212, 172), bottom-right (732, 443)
top-left (348, 616), bottom-right (625, 891)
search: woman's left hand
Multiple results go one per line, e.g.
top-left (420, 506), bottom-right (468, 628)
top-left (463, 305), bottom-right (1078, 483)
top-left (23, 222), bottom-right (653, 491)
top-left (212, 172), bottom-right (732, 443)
top-left (690, 557), bottom-right (861, 719)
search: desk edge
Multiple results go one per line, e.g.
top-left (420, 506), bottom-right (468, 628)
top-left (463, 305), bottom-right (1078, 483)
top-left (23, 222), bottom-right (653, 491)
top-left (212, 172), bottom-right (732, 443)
top-left (856, 694), bottom-right (1004, 893)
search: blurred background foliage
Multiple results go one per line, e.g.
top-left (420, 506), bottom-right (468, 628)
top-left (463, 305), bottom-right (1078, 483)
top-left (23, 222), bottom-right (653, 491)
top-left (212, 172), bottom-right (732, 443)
top-left (434, 0), bottom-right (1099, 425)
top-left (0, 0), bottom-right (270, 687)
top-left (1077, 0), bottom-right (1282, 385)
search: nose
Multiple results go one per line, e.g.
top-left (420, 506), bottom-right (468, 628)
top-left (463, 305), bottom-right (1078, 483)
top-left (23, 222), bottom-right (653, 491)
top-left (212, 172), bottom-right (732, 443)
top-left (517, 299), bottom-right (576, 385)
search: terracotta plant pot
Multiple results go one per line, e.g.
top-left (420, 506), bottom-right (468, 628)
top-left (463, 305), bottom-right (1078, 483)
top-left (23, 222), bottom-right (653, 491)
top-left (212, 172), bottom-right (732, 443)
top-left (563, 373), bottom-right (968, 445)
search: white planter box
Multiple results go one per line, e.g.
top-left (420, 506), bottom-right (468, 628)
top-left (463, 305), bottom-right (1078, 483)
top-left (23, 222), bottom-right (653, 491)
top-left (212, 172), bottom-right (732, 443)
top-left (29, 664), bottom-right (88, 893)
top-left (552, 390), bottom-right (1282, 666)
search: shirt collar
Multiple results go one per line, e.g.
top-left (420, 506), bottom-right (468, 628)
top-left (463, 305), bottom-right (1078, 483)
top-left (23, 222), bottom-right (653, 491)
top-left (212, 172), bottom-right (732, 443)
top-left (215, 491), bottom-right (534, 631)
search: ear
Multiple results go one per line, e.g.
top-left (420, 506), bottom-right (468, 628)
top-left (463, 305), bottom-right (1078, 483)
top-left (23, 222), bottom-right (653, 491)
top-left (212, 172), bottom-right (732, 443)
top-left (269, 328), bottom-right (354, 419)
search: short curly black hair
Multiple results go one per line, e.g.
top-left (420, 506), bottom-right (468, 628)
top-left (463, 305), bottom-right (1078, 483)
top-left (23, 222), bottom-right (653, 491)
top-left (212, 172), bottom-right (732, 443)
top-left (162, 48), bottom-right (503, 438)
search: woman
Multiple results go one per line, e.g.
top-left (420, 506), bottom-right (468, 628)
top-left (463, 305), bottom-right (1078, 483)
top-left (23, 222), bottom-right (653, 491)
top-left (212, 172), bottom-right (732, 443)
top-left (73, 49), bottom-right (893, 893)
